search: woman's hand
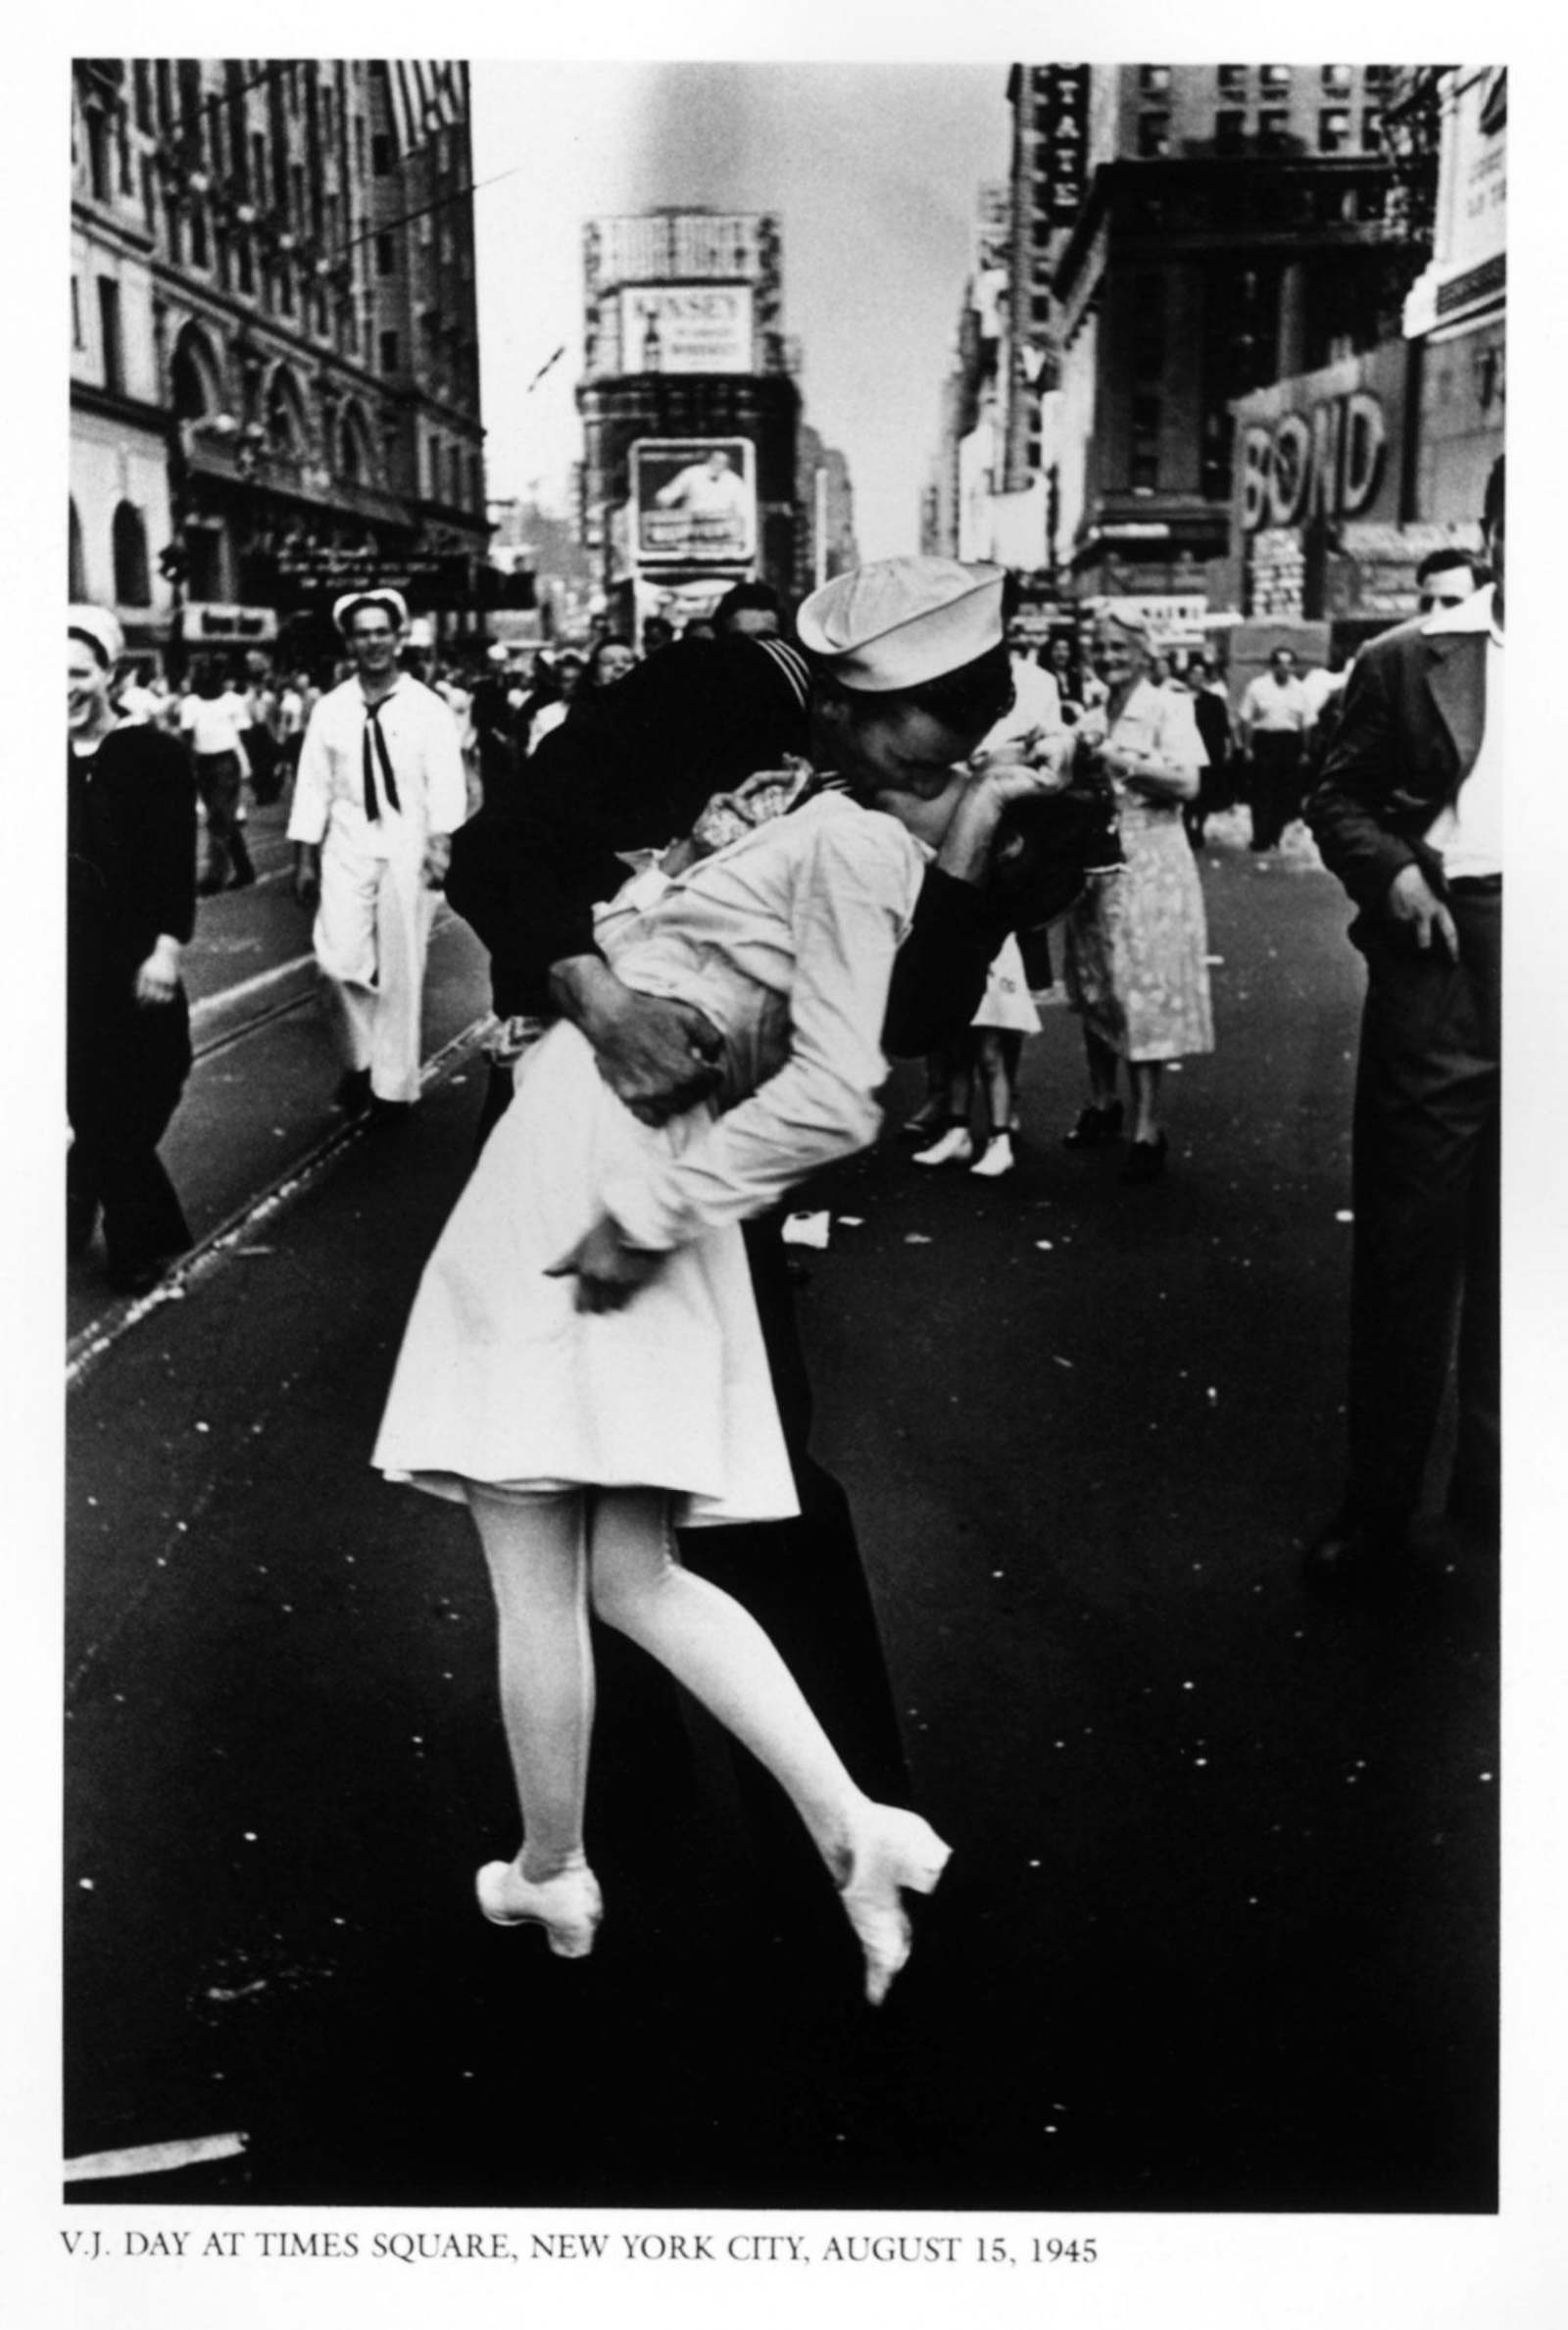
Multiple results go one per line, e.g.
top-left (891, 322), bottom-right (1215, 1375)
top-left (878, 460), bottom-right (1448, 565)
top-left (544, 1215), bottom-right (665, 1314)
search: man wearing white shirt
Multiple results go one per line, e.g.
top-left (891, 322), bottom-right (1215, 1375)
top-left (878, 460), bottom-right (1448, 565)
top-left (1239, 645), bottom-right (1312, 851)
top-left (288, 588), bottom-right (468, 1118)
top-left (1303, 458), bottom-right (1504, 1593)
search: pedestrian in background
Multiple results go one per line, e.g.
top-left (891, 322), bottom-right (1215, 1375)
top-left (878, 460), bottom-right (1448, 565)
top-left (1060, 609), bottom-right (1213, 1183)
top-left (1238, 645), bottom-right (1311, 853)
top-left (179, 661), bottom-right (255, 894)
top-left (287, 588), bottom-right (469, 1120)
top-left (585, 635), bottom-right (637, 689)
top-left (1302, 458), bottom-right (1504, 1596)
top-left (68, 606), bottom-right (197, 1295)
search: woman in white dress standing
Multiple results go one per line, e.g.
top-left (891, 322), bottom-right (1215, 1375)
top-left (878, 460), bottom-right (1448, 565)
top-left (1060, 610), bottom-right (1214, 1183)
top-left (374, 560), bottom-right (1038, 2003)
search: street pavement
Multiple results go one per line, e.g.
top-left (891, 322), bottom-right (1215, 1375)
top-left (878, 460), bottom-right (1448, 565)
top-left (63, 822), bottom-right (1498, 2213)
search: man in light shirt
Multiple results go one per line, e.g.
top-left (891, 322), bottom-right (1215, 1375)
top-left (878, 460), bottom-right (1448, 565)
top-left (288, 589), bottom-right (468, 1120)
top-left (1238, 644), bottom-right (1311, 852)
top-left (1303, 457), bottom-right (1504, 1594)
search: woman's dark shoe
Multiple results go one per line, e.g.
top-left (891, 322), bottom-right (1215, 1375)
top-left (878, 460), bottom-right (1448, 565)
top-left (1120, 1133), bottom-right (1168, 1185)
top-left (1062, 1101), bottom-right (1124, 1149)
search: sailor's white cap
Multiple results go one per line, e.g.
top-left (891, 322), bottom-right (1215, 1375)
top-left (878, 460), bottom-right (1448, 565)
top-left (797, 558), bottom-right (1005, 692)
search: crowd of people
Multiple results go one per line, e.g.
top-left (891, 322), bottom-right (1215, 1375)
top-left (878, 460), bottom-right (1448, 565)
top-left (67, 471), bottom-right (1503, 2000)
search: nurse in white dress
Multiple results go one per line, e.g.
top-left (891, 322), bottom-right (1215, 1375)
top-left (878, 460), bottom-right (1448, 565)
top-left (373, 559), bottom-right (1032, 2003)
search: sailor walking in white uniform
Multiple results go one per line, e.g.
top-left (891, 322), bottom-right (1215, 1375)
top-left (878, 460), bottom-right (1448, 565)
top-left (288, 589), bottom-right (469, 1117)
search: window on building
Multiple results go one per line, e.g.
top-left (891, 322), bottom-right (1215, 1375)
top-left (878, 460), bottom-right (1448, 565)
top-left (1260, 66), bottom-right (1292, 92)
top-left (1364, 66), bottom-right (1396, 90)
top-left (1259, 109), bottom-right (1292, 152)
top-left (190, 202), bottom-right (209, 269)
top-left (69, 498), bottom-right (87, 602)
top-left (380, 328), bottom-right (399, 373)
top-left (71, 277), bottom-right (84, 350)
top-left (1216, 65), bottom-right (1248, 95)
top-left (251, 132), bottom-right (268, 205)
top-left (1139, 67), bottom-right (1171, 97)
top-left (86, 109), bottom-right (112, 201)
top-left (1138, 112), bottom-right (1171, 159)
top-left (1322, 66), bottom-right (1353, 96)
top-left (186, 526), bottom-right (223, 603)
top-left (112, 502), bottom-right (151, 607)
top-left (1215, 110), bottom-right (1247, 155)
top-left (371, 130), bottom-right (391, 174)
top-left (132, 60), bottom-right (152, 130)
top-left (278, 263), bottom-right (294, 318)
top-left (1362, 109), bottom-right (1385, 151)
top-left (1131, 273), bottom-right (1166, 379)
top-left (376, 232), bottom-right (396, 276)
top-left (1319, 109), bottom-right (1352, 154)
top-left (155, 60), bottom-right (172, 128)
top-left (118, 111), bottom-right (134, 195)
top-left (97, 276), bottom-right (123, 395)
top-left (237, 234), bottom-right (254, 295)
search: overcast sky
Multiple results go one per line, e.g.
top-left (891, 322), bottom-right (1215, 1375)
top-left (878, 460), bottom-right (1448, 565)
top-left (468, 62), bottom-right (1010, 560)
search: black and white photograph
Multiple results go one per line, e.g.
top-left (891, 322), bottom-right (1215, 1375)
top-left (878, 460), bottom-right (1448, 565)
top-left (16, 18), bottom-right (1565, 2327)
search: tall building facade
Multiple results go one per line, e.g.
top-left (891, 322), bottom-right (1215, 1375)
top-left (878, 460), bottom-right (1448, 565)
top-left (1003, 63), bottom-right (1401, 606)
top-left (70, 59), bottom-right (487, 671)
top-left (574, 209), bottom-right (805, 635)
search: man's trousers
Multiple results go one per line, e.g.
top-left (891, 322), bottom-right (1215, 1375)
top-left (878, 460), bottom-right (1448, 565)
top-left (1346, 882), bottom-right (1501, 1533)
top-left (313, 825), bottom-right (439, 1106)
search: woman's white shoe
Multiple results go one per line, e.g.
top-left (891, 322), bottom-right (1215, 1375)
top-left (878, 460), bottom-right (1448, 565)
top-left (835, 1807), bottom-right (952, 2006)
top-left (475, 1860), bottom-right (603, 1958)
top-left (912, 1125), bottom-right (975, 1168)
top-left (969, 1133), bottom-right (1015, 1178)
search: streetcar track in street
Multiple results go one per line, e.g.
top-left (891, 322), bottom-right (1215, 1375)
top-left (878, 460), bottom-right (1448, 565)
top-left (67, 1008), bottom-right (495, 1393)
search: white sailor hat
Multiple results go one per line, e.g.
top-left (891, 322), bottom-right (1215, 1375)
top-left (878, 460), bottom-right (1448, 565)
top-left (797, 558), bottom-right (1005, 692)
top-left (68, 604), bottom-right (125, 669)
top-left (333, 586), bottom-right (410, 635)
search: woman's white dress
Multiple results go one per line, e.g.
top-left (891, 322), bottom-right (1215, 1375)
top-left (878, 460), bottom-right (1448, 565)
top-left (372, 793), bottom-right (925, 1527)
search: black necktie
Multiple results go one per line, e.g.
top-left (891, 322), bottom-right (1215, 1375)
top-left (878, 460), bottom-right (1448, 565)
top-left (362, 699), bottom-right (402, 822)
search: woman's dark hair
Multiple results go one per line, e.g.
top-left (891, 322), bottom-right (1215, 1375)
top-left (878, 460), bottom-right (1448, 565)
top-left (810, 640), bottom-right (1015, 737)
top-left (68, 625), bottom-right (113, 671)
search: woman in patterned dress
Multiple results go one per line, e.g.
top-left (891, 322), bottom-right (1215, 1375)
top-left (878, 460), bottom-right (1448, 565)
top-left (1060, 611), bottom-right (1213, 1184)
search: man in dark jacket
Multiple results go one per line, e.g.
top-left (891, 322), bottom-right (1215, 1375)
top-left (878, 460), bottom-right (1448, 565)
top-left (68, 607), bottom-right (198, 1295)
top-left (1302, 458), bottom-right (1504, 1591)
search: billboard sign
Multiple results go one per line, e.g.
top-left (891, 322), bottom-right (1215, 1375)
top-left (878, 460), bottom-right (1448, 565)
top-left (619, 285), bottom-right (755, 374)
top-left (631, 439), bottom-right (757, 566)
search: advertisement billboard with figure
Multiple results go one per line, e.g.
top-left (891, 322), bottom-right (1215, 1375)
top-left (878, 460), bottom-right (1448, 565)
top-left (631, 438), bottom-right (757, 566)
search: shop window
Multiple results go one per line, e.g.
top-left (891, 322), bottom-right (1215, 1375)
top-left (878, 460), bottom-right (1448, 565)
top-left (1139, 67), bottom-right (1171, 98)
top-left (97, 276), bottom-right (123, 395)
top-left (1259, 109), bottom-right (1291, 153)
top-left (1322, 67), bottom-right (1353, 96)
top-left (1319, 110), bottom-right (1351, 155)
top-left (112, 502), bottom-right (151, 607)
top-left (1138, 112), bottom-right (1171, 159)
top-left (1215, 110), bottom-right (1247, 155)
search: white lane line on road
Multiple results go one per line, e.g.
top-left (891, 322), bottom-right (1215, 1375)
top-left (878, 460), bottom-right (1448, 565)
top-left (189, 953), bottom-right (316, 1029)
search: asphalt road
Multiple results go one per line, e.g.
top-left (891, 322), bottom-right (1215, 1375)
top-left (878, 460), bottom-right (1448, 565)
top-left (63, 819), bottom-right (1497, 2213)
